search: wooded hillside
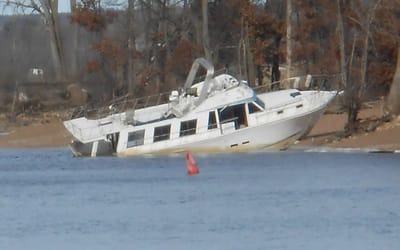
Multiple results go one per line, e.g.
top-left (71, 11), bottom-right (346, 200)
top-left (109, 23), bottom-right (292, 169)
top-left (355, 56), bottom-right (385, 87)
top-left (0, 0), bottom-right (399, 133)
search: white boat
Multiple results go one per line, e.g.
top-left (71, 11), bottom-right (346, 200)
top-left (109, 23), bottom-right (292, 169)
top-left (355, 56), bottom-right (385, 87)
top-left (63, 58), bottom-right (339, 157)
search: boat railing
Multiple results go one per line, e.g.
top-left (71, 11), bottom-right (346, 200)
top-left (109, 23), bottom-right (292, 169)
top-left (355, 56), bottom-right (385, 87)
top-left (71, 91), bottom-right (172, 120)
top-left (253, 74), bottom-right (341, 94)
top-left (70, 73), bottom-right (340, 120)
top-left (79, 126), bottom-right (98, 142)
top-left (66, 119), bottom-right (111, 142)
top-left (70, 68), bottom-right (231, 120)
top-left (67, 90), bottom-right (178, 142)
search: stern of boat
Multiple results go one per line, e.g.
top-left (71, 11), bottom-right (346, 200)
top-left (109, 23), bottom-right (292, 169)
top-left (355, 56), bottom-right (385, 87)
top-left (69, 139), bottom-right (115, 157)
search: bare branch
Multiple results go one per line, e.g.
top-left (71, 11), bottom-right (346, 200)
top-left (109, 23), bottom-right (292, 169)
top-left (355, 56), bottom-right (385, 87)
top-left (2, 0), bottom-right (43, 14)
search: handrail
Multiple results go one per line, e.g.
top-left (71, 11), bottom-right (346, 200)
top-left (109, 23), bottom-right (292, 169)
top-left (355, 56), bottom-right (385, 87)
top-left (70, 91), bottom-right (171, 120)
top-left (70, 73), bottom-right (341, 120)
top-left (69, 64), bottom-right (231, 120)
top-left (253, 74), bottom-right (341, 94)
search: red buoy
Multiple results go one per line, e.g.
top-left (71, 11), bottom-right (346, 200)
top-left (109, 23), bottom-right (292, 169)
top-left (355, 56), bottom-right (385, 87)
top-left (186, 151), bottom-right (199, 175)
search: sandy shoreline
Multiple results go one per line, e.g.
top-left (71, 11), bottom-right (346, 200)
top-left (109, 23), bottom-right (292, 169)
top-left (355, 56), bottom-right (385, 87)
top-left (0, 103), bottom-right (399, 152)
top-left (298, 113), bottom-right (400, 151)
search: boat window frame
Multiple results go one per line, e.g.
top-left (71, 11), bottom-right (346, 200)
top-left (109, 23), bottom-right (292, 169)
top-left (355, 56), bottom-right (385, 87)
top-left (180, 119), bottom-right (197, 137)
top-left (254, 97), bottom-right (265, 109)
top-left (127, 130), bottom-right (145, 148)
top-left (248, 102), bottom-right (262, 114)
top-left (208, 111), bottom-right (218, 130)
top-left (153, 124), bottom-right (171, 142)
top-left (218, 103), bottom-right (248, 129)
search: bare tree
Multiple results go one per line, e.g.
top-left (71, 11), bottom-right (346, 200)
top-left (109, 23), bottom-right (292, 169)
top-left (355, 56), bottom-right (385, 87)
top-left (336, 0), bottom-right (347, 89)
top-left (3, 0), bottom-right (67, 81)
top-left (201, 0), bottom-right (211, 62)
top-left (344, 0), bottom-right (382, 134)
top-left (126, 0), bottom-right (135, 94)
top-left (285, 0), bottom-right (292, 79)
top-left (70, 0), bottom-right (79, 81)
top-left (359, 0), bottom-right (382, 101)
top-left (388, 48), bottom-right (400, 115)
top-left (336, 0), bottom-right (358, 134)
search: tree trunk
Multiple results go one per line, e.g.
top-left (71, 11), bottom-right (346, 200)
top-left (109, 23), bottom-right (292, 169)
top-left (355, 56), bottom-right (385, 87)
top-left (388, 48), bottom-right (400, 115)
top-left (345, 0), bottom-right (382, 134)
top-left (359, 26), bottom-right (369, 101)
top-left (238, 17), bottom-right (245, 81)
top-left (201, 0), bottom-right (212, 62)
top-left (359, 0), bottom-right (381, 99)
top-left (346, 100), bottom-right (360, 135)
top-left (155, 0), bottom-right (168, 91)
top-left (271, 36), bottom-right (281, 89)
top-left (336, 0), bottom-right (347, 89)
top-left (180, 0), bottom-right (190, 41)
top-left (245, 23), bottom-right (256, 86)
top-left (39, 0), bottom-right (66, 81)
top-left (139, 0), bottom-right (151, 64)
top-left (127, 0), bottom-right (136, 95)
top-left (286, 0), bottom-right (292, 79)
top-left (337, 0), bottom-right (357, 135)
top-left (70, 0), bottom-right (79, 81)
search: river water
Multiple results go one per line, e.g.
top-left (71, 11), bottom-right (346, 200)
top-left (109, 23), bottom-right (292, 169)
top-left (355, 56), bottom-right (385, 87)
top-left (0, 148), bottom-right (399, 250)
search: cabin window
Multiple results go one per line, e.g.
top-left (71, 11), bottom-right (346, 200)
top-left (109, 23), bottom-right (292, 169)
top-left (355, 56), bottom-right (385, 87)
top-left (127, 130), bottom-right (145, 148)
top-left (219, 104), bottom-right (247, 129)
top-left (180, 119), bottom-right (197, 137)
top-left (248, 102), bottom-right (262, 114)
top-left (153, 125), bottom-right (171, 142)
top-left (208, 111), bottom-right (217, 130)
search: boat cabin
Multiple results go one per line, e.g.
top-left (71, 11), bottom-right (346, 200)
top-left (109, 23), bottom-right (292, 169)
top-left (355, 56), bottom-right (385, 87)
top-left (113, 95), bottom-right (266, 155)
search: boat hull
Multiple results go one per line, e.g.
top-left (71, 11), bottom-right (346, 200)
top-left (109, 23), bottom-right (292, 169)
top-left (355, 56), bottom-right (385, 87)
top-left (118, 103), bottom-right (327, 157)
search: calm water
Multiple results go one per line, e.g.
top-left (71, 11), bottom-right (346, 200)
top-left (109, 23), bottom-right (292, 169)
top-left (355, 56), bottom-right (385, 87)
top-left (0, 149), bottom-right (399, 250)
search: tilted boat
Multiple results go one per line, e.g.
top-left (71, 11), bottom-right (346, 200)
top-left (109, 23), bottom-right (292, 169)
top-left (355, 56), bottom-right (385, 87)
top-left (63, 58), bottom-right (339, 157)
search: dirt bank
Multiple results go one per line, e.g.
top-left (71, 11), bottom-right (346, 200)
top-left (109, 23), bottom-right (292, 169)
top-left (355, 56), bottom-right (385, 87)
top-left (0, 112), bottom-right (71, 148)
top-left (0, 103), bottom-right (399, 151)
top-left (298, 103), bottom-right (400, 151)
